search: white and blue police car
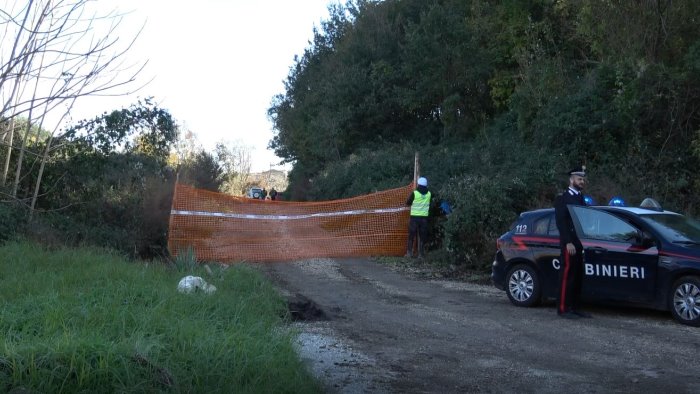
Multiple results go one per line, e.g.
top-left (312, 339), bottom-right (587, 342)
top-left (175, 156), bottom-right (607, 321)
top-left (491, 198), bottom-right (700, 326)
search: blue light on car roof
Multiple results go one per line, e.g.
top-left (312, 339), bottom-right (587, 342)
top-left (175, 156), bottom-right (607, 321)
top-left (584, 195), bottom-right (596, 206)
top-left (608, 196), bottom-right (626, 207)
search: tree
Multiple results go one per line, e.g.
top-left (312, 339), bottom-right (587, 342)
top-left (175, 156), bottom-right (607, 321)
top-left (38, 101), bottom-right (177, 208)
top-left (26, 102), bottom-right (179, 258)
top-left (169, 126), bottom-right (202, 169)
top-left (1, 116), bottom-right (52, 198)
top-left (269, 0), bottom-right (488, 193)
top-left (62, 100), bottom-right (176, 160)
top-left (178, 151), bottom-right (223, 192)
top-left (215, 140), bottom-right (253, 195)
top-left (0, 0), bottom-right (145, 217)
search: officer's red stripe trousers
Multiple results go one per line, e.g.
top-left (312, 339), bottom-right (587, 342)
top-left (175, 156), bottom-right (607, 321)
top-left (559, 251), bottom-right (570, 314)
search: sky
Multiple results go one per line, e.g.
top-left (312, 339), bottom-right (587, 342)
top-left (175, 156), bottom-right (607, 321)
top-left (69, 0), bottom-right (336, 172)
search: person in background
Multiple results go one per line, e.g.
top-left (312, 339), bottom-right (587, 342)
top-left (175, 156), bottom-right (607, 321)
top-left (554, 165), bottom-right (592, 319)
top-left (270, 188), bottom-right (278, 201)
top-left (261, 188), bottom-right (268, 200)
top-left (405, 176), bottom-right (431, 258)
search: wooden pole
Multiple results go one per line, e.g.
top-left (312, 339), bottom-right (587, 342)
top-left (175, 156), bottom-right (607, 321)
top-left (167, 172), bottom-right (180, 260)
top-left (413, 152), bottom-right (420, 186)
top-left (410, 152), bottom-right (421, 255)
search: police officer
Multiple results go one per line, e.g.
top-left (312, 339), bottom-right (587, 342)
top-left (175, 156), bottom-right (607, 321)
top-left (405, 176), bottom-right (431, 258)
top-left (554, 165), bottom-right (592, 319)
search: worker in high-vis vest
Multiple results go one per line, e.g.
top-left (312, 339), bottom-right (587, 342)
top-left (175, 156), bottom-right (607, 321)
top-left (405, 176), bottom-right (431, 258)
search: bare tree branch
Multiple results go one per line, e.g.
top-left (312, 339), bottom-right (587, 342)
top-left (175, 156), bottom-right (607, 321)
top-left (0, 0), bottom-right (148, 214)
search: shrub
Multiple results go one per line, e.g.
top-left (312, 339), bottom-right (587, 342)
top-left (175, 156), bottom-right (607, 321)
top-left (172, 246), bottom-right (197, 273)
top-left (0, 202), bottom-right (26, 244)
top-left (440, 174), bottom-right (519, 269)
top-left (306, 142), bottom-right (416, 201)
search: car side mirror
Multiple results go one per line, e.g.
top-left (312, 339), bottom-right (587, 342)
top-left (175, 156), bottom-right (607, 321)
top-left (635, 231), bottom-right (655, 248)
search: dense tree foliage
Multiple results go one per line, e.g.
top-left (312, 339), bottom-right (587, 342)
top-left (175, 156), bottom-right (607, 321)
top-left (1, 102), bottom-right (224, 259)
top-left (269, 0), bottom-right (700, 267)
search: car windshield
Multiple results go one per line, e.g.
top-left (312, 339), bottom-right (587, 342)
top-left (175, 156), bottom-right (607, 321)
top-left (640, 213), bottom-right (700, 244)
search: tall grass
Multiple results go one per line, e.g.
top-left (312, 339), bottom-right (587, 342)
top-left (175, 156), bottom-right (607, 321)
top-left (0, 242), bottom-right (320, 393)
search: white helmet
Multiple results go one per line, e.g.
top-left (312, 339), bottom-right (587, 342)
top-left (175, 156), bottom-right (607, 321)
top-left (417, 177), bottom-right (428, 186)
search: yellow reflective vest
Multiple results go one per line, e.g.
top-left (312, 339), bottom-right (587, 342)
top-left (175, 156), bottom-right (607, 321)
top-left (410, 190), bottom-right (431, 217)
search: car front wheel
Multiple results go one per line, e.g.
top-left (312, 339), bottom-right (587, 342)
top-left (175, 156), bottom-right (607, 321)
top-left (506, 264), bottom-right (541, 307)
top-left (670, 276), bottom-right (700, 326)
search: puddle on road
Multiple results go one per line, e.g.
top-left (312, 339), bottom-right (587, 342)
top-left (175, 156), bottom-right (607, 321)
top-left (294, 322), bottom-right (390, 394)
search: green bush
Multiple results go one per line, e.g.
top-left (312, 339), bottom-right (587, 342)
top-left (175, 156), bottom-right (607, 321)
top-left (0, 202), bottom-right (26, 244)
top-left (24, 153), bottom-right (177, 259)
top-left (440, 174), bottom-right (517, 269)
top-left (307, 142), bottom-right (416, 200)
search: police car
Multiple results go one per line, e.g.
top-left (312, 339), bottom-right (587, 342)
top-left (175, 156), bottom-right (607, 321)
top-left (491, 199), bottom-right (700, 326)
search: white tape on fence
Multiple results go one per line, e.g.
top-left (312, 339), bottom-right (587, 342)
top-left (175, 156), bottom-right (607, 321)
top-left (171, 206), bottom-right (409, 220)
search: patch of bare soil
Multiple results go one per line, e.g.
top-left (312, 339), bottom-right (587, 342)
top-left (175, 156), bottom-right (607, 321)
top-left (287, 293), bottom-right (328, 321)
top-left (374, 255), bottom-right (491, 284)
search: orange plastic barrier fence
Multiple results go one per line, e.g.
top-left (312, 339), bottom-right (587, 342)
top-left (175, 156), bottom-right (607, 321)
top-left (167, 183), bottom-right (413, 263)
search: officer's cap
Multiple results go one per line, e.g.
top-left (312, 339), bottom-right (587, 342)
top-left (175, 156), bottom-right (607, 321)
top-left (568, 165), bottom-right (586, 177)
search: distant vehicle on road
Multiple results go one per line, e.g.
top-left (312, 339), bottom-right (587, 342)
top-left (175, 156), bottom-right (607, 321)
top-left (492, 199), bottom-right (700, 326)
top-left (248, 187), bottom-right (264, 199)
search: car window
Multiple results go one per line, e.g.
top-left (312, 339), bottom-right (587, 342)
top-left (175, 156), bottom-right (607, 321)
top-left (640, 213), bottom-right (700, 243)
top-left (570, 206), bottom-right (639, 242)
top-left (547, 214), bottom-right (559, 236)
top-left (533, 216), bottom-right (549, 235)
top-left (533, 213), bottom-right (559, 236)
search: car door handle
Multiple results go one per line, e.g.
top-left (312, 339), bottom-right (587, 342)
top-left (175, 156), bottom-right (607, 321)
top-left (587, 246), bottom-right (607, 254)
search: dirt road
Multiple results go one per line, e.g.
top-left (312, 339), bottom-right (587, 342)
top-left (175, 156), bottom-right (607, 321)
top-left (258, 258), bottom-right (700, 393)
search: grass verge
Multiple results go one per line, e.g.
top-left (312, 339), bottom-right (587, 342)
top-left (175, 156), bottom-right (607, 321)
top-left (0, 241), bottom-right (320, 393)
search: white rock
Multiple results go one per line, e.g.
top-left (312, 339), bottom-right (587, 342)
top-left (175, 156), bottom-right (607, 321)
top-left (203, 283), bottom-right (217, 294)
top-left (177, 275), bottom-right (216, 295)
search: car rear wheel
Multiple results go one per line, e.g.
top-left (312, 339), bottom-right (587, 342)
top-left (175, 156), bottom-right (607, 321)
top-left (670, 276), bottom-right (700, 326)
top-left (506, 264), bottom-right (541, 307)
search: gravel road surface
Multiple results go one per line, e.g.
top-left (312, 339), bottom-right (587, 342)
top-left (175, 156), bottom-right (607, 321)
top-left (258, 258), bottom-right (700, 393)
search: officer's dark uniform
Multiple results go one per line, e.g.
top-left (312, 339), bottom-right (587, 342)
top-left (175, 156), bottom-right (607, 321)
top-left (554, 168), bottom-right (586, 317)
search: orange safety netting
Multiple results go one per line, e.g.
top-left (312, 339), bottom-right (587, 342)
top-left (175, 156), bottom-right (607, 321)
top-left (167, 183), bottom-right (413, 263)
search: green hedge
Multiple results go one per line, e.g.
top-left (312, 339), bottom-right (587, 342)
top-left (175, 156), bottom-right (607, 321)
top-left (0, 202), bottom-right (26, 244)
